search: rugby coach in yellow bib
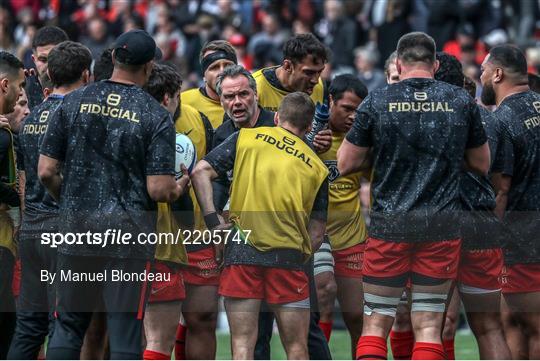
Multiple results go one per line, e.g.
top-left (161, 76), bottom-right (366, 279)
top-left (191, 92), bottom-right (329, 359)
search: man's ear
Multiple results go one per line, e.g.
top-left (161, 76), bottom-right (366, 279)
top-left (163, 93), bottom-right (170, 107)
top-left (82, 69), bottom-right (90, 84)
top-left (282, 59), bottom-right (293, 73)
top-left (274, 112), bottom-right (279, 126)
top-left (433, 59), bottom-right (440, 74)
top-left (493, 68), bottom-right (503, 84)
top-left (0, 78), bottom-right (9, 94)
top-left (329, 94), bottom-right (335, 110)
top-left (396, 58), bottom-right (402, 75)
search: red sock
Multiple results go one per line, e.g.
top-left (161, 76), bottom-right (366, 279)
top-left (412, 342), bottom-right (445, 360)
top-left (390, 330), bottom-right (414, 360)
top-left (356, 335), bottom-right (388, 360)
top-left (143, 349), bottom-right (170, 360)
top-left (318, 320), bottom-right (333, 341)
top-left (174, 323), bottom-right (187, 360)
top-left (443, 339), bottom-right (455, 360)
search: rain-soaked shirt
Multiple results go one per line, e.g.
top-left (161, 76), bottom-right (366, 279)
top-left (492, 91), bottom-right (540, 264)
top-left (18, 95), bottom-right (63, 231)
top-left (459, 106), bottom-right (505, 250)
top-left (346, 78), bottom-right (487, 242)
top-left (40, 80), bottom-right (175, 260)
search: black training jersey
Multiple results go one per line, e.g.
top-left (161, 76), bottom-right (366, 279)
top-left (459, 106), bottom-right (505, 249)
top-left (19, 95), bottom-right (62, 228)
top-left (40, 80), bottom-right (175, 260)
top-left (492, 91), bottom-right (540, 264)
top-left (346, 78), bottom-right (487, 242)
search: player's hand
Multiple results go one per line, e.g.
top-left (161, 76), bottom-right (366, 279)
top-left (212, 214), bottom-right (232, 267)
top-left (176, 165), bottom-right (191, 194)
top-left (313, 129), bottom-right (332, 153)
top-left (0, 115), bottom-right (10, 130)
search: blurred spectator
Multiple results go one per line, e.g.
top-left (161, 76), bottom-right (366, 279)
top-left (13, 7), bottom-right (34, 46)
top-left (443, 23), bottom-right (487, 66)
top-left (0, 7), bottom-right (15, 53)
top-left (315, 0), bottom-right (356, 70)
top-left (248, 13), bottom-right (289, 58)
top-left (361, 0), bottom-right (412, 68)
top-left (229, 33), bottom-right (253, 71)
top-left (292, 19), bottom-right (312, 35)
top-left (354, 45), bottom-right (386, 92)
top-left (81, 17), bottom-right (113, 61)
top-left (426, 0), bottom-right (461, 49)
top-left (526, 47), bottom-right (540, 74)
top-left (153, 4), bottom-right (186, 60)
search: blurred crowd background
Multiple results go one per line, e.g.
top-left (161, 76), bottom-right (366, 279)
top-left (1, 0), bottom-right (540, 95)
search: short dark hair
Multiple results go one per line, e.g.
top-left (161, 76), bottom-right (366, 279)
top-left (529, 72), bottom-right (540, 94)
top-left (283, 33), bottom-right (329, 65)
top-left (397, 32), bottom-right (436, 65)
top-left (47, 41), bottom-right (92, 87)
top-left (144, 63), bottom-right (183, 103)
top-left (463, 77), bottom-right (477, 98)
top-left (435, 52), bottom-right (464, 87)
top-left (329, 74), bottom-right (368, 102)
top-left (278, 92), bottom-right (315, 130)
top-left (487, 45), bottom-right (528, 80)
top-left (215, 65), bottom-right (256, 96)
top-left (384, 51), bottom-right (397, 77)
top-left (94, 48), bottom-right (114, 81)
top-left (0, 51), bottom-right (24, 79)
top-left (32, 26), bottom-right (68, 50)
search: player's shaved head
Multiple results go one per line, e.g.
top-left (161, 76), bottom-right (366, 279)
top-left (0, 51), bottom-right (24, 79)
top-left (397, 32), bottom-right (436, 65)
top-left (278, 92), bottom-right (315, 131)
top-left (486, 45), bottom-right (528, 84)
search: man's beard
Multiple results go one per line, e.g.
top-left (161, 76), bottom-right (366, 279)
top-left (481, 81), bottom-right (497, 106)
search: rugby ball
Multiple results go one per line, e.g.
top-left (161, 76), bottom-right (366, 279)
top-left (175, 133), bottom-right (197, 177)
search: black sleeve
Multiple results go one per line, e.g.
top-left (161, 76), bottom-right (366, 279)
top-left (0, 182), bottom-right (19, 207)
top-left (40, 105), bottom-right (67, 161)
top-left (212, 177), bottom-right (231, 212)
top-left (0, 130), bottom-right (10, 165)
top-left (345, 96), bottom-right (374, 147)
top-left (492, 121), bottom-right (514, 176)
top-left (466, 101), bottom-right (488, 149)
top-left (310, 177), bottom-right (328, 221)
top-left (146, 114), bottom-right (176, 175)
top-left (200, 112), bottom-right (214, 154)
top-left (16, 139), bottom-right (24, 171)
top-left (203, 131), bottom-right (239, 177)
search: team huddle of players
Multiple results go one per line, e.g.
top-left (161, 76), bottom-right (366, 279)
top-left (0, 24), bottom-right (539, 361)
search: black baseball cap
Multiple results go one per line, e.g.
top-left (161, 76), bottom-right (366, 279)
top-left (113, 30), bottom-right (162, 65)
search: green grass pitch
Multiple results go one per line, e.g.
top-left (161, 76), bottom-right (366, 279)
top-left (215, 330), bottom-right (480, 359)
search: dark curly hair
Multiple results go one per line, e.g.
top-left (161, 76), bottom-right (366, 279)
top-left (435, 52), bottom-right (464, 87)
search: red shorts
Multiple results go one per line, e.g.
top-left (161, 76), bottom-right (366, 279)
top-left (148, 261), bottom-right (186, 303)
top-left (11, 258), bottom-right (21, 297)
top-left (458, 248), bottom-right (503, 291)
top-left (183, 247), bottom-right (220, 286)
top-left (363, 237), bottom-right (461, 281)
top-left (219, 265), bottom-right (309, 304)
top-left (501, 263), bottom-right (540, 294)
top-left (333, 243), bottom-right (365, 278)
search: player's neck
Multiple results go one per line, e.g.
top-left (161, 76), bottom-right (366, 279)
top-left (276, 66), bottom-right (293, 92)
top-left (399, 69), bottom-right (433, 80)
top-left (110, 69), bottom-right (146, 87)
top-left (0, 99), bottom-right (6, 115)
top-left (280, 122), bottom-right (304, 138)
top-left (53, 81), bottom-right (84, 96)
top-left (247, 106), bottom-right (261, 128)
top-left (496, 84), bottom-right (530, 107)
top-left (205, 84), bottom-right (220, 101)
